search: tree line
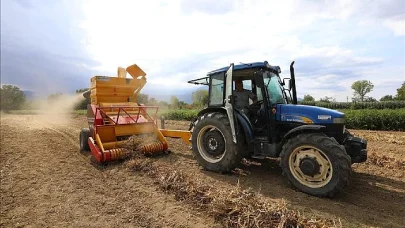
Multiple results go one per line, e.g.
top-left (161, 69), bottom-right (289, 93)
top-left (1, 80), bottom-right (404, 112)
top-left (0, 85), bottom-right (209, 112)
top-left (302, 80), bottom-right (405, 103)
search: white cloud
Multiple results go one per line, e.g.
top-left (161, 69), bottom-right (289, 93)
top-left (2, 0), bottom-right (402, 101)
top-left (75, 0), bottom-right (404, 101)
top-left (384, 20), bottom-right (405, 36)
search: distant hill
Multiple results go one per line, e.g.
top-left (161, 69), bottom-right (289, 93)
top-left (149, 93), bottom-right (193, 104)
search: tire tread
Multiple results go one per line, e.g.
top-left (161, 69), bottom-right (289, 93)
top-left (280, 132), bottom-right (351, 197)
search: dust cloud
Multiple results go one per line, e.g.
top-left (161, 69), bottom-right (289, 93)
top-left (33, 92), bottom-right (87, 126)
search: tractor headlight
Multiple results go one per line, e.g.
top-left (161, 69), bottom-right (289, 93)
top-left (333, 117), bottom-right (345, 124)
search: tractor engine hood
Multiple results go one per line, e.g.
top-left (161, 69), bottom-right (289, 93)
top-left (276, 104), bottom-right (345, 124)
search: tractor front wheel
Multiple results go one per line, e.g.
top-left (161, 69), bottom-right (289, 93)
top-left (280, 133), bottom-right (351, 197)
top-left (191, 112), bottom-right (244, 173)
top-left (79, 128), bottom-right (90, 152)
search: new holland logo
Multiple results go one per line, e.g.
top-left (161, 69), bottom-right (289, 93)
top-left (318, 115), bottom-right (331, 120)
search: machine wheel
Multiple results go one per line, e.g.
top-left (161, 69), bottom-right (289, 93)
top-left (191, 112), bottom-right (244, 173)
top-left (280, 132), bottom-right (352, 197)
top-left (79, 128), bottom-right (90, 152)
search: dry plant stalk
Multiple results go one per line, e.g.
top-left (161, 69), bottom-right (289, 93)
top-left (122, 134), bottom-right (160, 158)
top-left (125, 155), bottom-right (336, 227)
top-left (354, 132), bottom-right (405, 145)
top-left (367, 153), bottom-right (405, 170)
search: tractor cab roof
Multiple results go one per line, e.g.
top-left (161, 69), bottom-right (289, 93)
top-left (188, 61), bottom-right (281, 85)
top-left (207, 61), bottom-right (281, 76)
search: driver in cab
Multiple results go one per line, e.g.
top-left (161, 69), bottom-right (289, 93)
top-left (233, 79), bottom-right (257, 115)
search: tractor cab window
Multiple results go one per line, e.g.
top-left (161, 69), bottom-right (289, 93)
top-left (264, 71), bottom-right (286, 105)
top-left (256, 85), bottom-right (264, 102)
top-left (209, 73), bottom-right (225, 106)
top-left (233, 79), bottom-right (255, 105)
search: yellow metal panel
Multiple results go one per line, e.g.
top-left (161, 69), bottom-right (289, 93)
top-left (102, 141), bottom-right (117, 149)
top-left (95, 133), bottom-right (105, 152)
top-left (97, 126), bottom-right (117, 143)
top-left (154, 127), bottom-right (169, 148)
top-left (159, 129), bottom-right (191, 145)
top-left (102, 141), bottom-right (128, 150)
top-left (99, 102), bottom-right (139, 107)
top-left (89, 73), bottom-right (147, 105)
top-left (114, 123), bottom-right (156, 136)
top-left (117, 67), bottom-right (127, 78)
top-left (129, 77), bottom-right (146, 103)
top-left (126, 64), bottom-right (146, 78)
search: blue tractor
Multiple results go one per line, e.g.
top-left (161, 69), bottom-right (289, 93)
top-left (187, 61), bottom-right (367, 197)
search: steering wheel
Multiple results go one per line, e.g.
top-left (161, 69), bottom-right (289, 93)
top-left (249, 100), bottom-right (263, 109)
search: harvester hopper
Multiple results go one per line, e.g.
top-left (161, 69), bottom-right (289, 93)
top-left (80, 64), bottom-right (191, 163)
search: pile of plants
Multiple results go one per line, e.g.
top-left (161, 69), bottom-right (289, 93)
top-left (123, 139), bottom-right (335, 228)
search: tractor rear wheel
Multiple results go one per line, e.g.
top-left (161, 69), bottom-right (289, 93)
top-left (191, 112), bottom-right (244, 173)
top-left (79, 128), bottom-right (90, 152)
top-left (280, 132), bottom-right (352, 197)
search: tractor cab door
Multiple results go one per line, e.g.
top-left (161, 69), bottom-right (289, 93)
top-left (250, 70), bottom-right (281, 158)
top-left (224, 64), bottom-right (238, 143)
top-left (254, 71), bottom-right (275, 141)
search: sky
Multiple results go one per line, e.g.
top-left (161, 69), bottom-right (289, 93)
top-left (1, 0), bottom-right (404, 102)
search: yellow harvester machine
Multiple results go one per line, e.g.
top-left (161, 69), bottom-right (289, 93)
top-left (79, 64), bottom-right (191, 162)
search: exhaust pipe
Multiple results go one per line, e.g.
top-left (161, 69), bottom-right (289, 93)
top-left (290, 61), bottom-right (298, 104)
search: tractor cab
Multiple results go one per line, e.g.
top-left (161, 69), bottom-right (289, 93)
top-left (188, 61), bottom-right (293, 138)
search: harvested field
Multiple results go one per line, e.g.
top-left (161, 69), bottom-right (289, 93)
top-left (1, 115), bottom-right (405, 227)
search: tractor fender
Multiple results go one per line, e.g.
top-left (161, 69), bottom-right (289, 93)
top-left (280, 125), bottom-right (326, 148)
top-left (191, 108), bottom-right (253, 144)
top-left (234, 110), bottom-right (254, 144)
top-left (196, 107), bottom-right (227, 117)
top-left (189, 107), bottom-right (227, 131)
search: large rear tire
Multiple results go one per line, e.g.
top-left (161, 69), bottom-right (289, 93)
top-left (191, 112), bottom-right (244, 173)
top-left (280, 132), bottom-right (352, 197)
top-left (79, 128), bottom-right (90, 152)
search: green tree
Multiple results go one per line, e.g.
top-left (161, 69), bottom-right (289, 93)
top-left (0, 85), bottom-right (26, 111)
top-left (319, 96), bottom-right (335, 103)
top-left (178, 101), bottom-right (188, 109)
top-left (302, 94), bottom-right (315, 102)
top-left (169, 96), bottom-right (179, 109)
top-left (351, 80), bottom-right (374, 102)
top-left (396, 82), bottom-right (405, 100)
top-left (363, 96), bottom-right (377, 102)
top-left (137, 93), bottom-right (149, 104)
top-left (192, 89), bottom-right (209, 107)
top-left (75, 88), bottom-right (90, 109)
top-left (148, 97), bottom-right (157, 106)
top-left (380, 95), bottom-right (394, 101)
top-left (157, 100), bottom-right (169, 107)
